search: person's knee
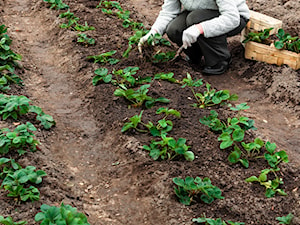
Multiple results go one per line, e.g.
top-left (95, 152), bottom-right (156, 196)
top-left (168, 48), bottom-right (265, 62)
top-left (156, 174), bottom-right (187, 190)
top-left (186, 9), bottom-right (219, 26)
top-left (166, 23), bottom-right (182, 44)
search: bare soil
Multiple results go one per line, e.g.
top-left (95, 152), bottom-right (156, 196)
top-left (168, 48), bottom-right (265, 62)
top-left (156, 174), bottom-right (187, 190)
top-left (0, 0), bottom-right (299, 224)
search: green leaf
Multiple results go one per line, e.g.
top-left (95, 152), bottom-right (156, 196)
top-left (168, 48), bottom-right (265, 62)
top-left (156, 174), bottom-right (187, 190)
top-left (265, 141), bottom-right (276, 154)
top-left (245, 176), bottom-right (259, 182)
top-left (183, 151), bottom-right (194, 161)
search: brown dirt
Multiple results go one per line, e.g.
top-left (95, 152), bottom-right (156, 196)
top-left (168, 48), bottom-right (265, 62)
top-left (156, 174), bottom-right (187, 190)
top-left (0, 0), bottom-right (299, 224)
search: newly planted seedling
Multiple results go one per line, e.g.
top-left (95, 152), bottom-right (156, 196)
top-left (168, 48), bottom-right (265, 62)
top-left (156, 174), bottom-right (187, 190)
top-left (246, 141), bottom-right (289, 198)
top-left (0, 122), bottom-right (40, 155)
top-left (43, 0), bottom-right (69, 10)
top-left (143, 135), bottom-right (194, 161)
top-left (154, 72), bottom-right (180, 84)
top-left (123, 30), bottom-right (147, 58)
top-left (35, 202), bottom-right (90, 225)
top-left (0, 216), bottom-right (27, 225)
top-left (77, 33), bottom-right (95, 46)
top-left (173, 176), bottom-right (224, 205)
top-left (0, 94), bottom-right (55, 129)
top-left (0, 159), bottom-right (47, 202)
top-left (192, 216), bottom-right (245, 225)
top-left (87, 50), bottom-right (120, 65)
top-left (243, 28), bottom-right (273, 44)
top-left (59, 10), bottom-right (95, 31)
top-left (114, 84), bottom-right (170, 108)
top-left (276, 213), bottom-right (294, 225)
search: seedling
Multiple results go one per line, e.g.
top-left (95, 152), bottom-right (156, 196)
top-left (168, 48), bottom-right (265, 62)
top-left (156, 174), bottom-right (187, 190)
top-left (114, 84), bottom-right (170, 108)
top-left (154, 72), bottom-right (180, 84)
top-left (246, 141), bottom-right (289, 197)
top-left (143, 135), bottom-right (194, 161)
top-left (276, 213), bottom-right (294, 225)
top-left (123, 30), bottom-right (147, 58)
top-left (243, 28), bottom-right (273, 44)
top-left (193, 216), bottom-right (244, 225)
top-left (43, 0), bottom-right (69, 10)
top-left (87, 50), bottom-right (120, 65)
top-left (122, 107), bottom-right (180, 136)
top-left (173, 176), bottom-right (224, 205)
top-left (35, 202), bottom-right (90, 225)
top-left (77, 33), bottom-right (95, 46)
top-left (59, 11), bottom-right (95, 31)
top-left (0, 122), bottom-right (40, 155)
top-left (0, 94), bottom-right (55, 129)
top-left (274, 28), bottom-right (300, 53)
top-left (0, 216), bottom-right (27, 225)
top-left (0, 159), bottom-right (47, 202)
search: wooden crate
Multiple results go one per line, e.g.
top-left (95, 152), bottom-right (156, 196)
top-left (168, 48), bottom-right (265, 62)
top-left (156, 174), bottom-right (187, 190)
top-left (241, 10), bottom-right (283, 44)
top-left (244, 41), bottom-right (300, 70)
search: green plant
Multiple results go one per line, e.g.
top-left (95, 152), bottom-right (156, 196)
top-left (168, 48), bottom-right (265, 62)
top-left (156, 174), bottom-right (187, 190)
top-left (276, 213), bottom-right (294, 225)
top-left (35, 202), bottom-right (90, 225)
top-left (0, 216), bottom-right (27, 225)
top-left (242, 28), bottom-right (273, 44)
top-left (0, 122), bottom-right (40, 155)
top-left (143, 135), bottom-right (194, 161)
top-left (77, 33), bottom-right (95, 46)
top-left (43, 0), bottom-right (69, 10)
top-left (122, 107), bottom-right (180, 135)
top-left (87, 50), bottom-right (120, 65)
top-left (154, 72), bottom-right (180, 83)
top-left (0, 25), bottom-right (22, 70)
top-left (122, 30), bottom-right (147, 58)
top-left (0, 158), bottom-right (46, 202)
top-left (173, 176), bottom-right (224, 205)
top-left (59, 11), bottom-right (95, 31)
top-left (114, 84), bottom-right (170, 108)
top-left (274, 28), bottom-right (300, 53)
top-left (0, 94), bottom-right (55, 129)
top-left (192, 216), bottom-right (244, 225)
top-left (246, 141), bottom-right (289, 198)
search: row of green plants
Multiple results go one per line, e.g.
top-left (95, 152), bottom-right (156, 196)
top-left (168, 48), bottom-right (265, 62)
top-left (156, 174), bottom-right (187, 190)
top-left (0, 8), bottom-right (90, 223)
top-left (243, 27), bottom-right (300, 53)
top-left (91, 0), bottom-right (295, 224)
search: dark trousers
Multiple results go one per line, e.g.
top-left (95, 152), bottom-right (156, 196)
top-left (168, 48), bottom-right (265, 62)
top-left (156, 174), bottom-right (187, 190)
top-left (166, 9), bottom-right (248, 66)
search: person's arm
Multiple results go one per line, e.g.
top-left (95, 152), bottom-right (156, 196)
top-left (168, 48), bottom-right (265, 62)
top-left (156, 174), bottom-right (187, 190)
top-left (200, 0), bottom-right (241, 38)
top-left (151, 0), bottom-right (181, 35)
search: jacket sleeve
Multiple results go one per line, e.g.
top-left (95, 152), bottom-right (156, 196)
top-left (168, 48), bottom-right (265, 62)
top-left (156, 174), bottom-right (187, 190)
top-left (152, 0), bottom-right (181, 35)
top-left (200, 0), bottom-right (241, 38)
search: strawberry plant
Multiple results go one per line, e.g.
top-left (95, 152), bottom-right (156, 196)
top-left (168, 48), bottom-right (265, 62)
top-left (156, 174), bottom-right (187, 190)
top-left (0, 216), bottom-right (27, 225)
top-left (246, 141), bottom-right (289, 198)
top-left (0, 25), bottom-right (22, 70)
top-left (93, 66), bottom-right (151, 87)
top-left (242, 28), bottom-right (273, 44)
top-left (122, 107), bottom-right (180, 136)
top-left (143, 135), bottom-right (194, 161)
top-left (274, 28), bottom-right (300, 53)
top-left (192, 216), bottom-right (244, 225)
top-left (35, 202), bottom-right (90, 225)
top-left (154, 72), bottom-right (180, 84)
top-left (77, 33), bottom-right (95, 46)
top-left (0, 94), bottom-right (55, 129)
top-left (0, 122), bottom-right (40, 155)
top-left (87, 50), bottom-right (120, 65)
top-left (114, 84), bottom-right (170, 108)
top-left (0, 158), bottom-right (47, 202)
top-left (276, 213), bottom-right (294, 225)
top-left (59, 10), bottom-right (95, 31)
top-left (43, 0), bottom-right (69, 10)
top-left (173, 176), bottom-right (224, 205)
top-left (122, 30), bottom-right (147, 58)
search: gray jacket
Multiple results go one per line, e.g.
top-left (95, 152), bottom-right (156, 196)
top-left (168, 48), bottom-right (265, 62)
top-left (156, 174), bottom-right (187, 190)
top-left (152, 0), bottom-right (250, 38)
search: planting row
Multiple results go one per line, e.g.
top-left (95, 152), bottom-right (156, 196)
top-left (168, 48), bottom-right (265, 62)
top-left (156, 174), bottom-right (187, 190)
top-left (0, 17), bottom-right (90, 225)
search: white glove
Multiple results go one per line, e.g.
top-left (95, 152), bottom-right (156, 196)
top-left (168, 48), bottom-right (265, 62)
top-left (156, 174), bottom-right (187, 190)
top-left (182, 25), bottom-right (201, 49)
top-left (138, 29), bottom-right (158, 53)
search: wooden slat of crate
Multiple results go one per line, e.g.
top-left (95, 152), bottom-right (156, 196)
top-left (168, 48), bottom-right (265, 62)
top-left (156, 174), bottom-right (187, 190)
top-left (245, 41), bottom-right (300, 70)
top-left (247, 10), bottom-right (283, 34)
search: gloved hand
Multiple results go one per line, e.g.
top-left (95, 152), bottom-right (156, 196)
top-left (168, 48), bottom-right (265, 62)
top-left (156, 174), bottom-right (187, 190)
top-left (138, 29), bottom-right (158, 53)
top-left (182, 25), bottom-right (202, 49)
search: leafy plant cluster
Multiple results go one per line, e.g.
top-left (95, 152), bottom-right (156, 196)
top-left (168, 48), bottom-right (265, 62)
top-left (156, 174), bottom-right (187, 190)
top-left (192, 215), bottom-right (245, 225)
top-left (0, 94), bottom-right (55, 129)
top-left (243, 28), bottom-right (300, 53)
top-left (43, 0), bottom-right (69, 10)
top-left (0, 122), bottom-right (40, 155)
top-left (34, 203), bottom-right (90, 225)
top-left (0, 158), bottom-right (46, 202)
top-left (0, 25), bottom-right (22, 92)
top-left (0, 215), bottom-right (27, 225)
